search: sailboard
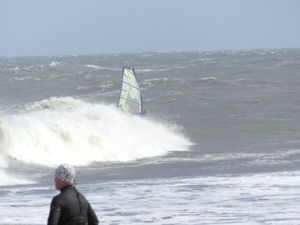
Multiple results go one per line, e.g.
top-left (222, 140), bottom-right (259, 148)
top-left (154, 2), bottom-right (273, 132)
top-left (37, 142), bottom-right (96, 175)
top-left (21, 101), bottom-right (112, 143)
top-left (118, 67), bottom-right (143, 114)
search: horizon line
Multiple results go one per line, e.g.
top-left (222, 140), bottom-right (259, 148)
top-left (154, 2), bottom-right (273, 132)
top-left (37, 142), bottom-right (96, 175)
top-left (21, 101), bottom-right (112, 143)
top-left (1, 47), bottom-right (300, 59)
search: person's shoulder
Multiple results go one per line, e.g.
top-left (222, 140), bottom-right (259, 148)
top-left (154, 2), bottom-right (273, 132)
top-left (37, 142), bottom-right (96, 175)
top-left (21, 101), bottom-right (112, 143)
top-left (50, 194), bottom-right (62, 208)
top-left (52, 192), bottom-right (63, 202)
top-left (74, 188), bottom-right (89, 202)
top-left (52, 189), bottom-right (68, 202)
top-left (76, 189), bottom-right (87, 199)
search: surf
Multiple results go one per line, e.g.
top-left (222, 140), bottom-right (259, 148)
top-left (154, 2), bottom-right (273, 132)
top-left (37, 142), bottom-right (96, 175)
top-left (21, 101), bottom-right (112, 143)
top-left (0, 97), bottom-right (192, 167)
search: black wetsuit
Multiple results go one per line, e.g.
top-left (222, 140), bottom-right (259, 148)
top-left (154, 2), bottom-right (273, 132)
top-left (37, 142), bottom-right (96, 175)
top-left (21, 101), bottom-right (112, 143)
top-left (47, 185), bottom-right (99, 225)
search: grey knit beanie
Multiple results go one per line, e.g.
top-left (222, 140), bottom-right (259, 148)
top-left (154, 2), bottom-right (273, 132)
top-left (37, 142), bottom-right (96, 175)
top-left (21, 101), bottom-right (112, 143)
top-left (55, 164), bottom-right (76, 184)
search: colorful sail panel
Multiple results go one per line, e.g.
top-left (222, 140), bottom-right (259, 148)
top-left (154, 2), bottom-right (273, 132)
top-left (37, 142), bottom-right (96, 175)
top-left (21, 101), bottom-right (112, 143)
top-left (118, 67), bottom-right (143, 114)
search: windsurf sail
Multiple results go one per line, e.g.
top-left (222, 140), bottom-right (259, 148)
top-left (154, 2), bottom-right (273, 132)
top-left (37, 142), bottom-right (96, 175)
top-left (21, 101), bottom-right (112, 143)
top-left (118, 67), bottom-right (143, 114)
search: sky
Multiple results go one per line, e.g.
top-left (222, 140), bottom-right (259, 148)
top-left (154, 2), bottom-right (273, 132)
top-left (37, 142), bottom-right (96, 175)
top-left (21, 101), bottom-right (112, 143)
top-left (0, 0), bottom-right (299, 57)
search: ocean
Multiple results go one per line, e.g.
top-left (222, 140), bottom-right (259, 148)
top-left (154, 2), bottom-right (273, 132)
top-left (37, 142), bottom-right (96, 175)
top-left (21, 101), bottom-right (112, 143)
top-left (0, 49), bottom-right (300, 224)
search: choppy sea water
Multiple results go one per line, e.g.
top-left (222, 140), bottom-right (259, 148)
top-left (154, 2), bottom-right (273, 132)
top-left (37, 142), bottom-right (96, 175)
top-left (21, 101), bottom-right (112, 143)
top-left (0, 49), bottom-right (300, 224)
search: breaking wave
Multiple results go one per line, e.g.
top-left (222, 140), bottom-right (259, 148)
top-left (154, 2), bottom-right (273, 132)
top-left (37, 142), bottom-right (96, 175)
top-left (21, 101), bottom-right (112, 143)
top-left (0, 97), bottom-right (192, 167)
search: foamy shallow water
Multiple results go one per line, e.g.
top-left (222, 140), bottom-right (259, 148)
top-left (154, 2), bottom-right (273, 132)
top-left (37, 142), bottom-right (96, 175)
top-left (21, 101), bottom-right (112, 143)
top-left (1, 171), bottom-right (300, 225)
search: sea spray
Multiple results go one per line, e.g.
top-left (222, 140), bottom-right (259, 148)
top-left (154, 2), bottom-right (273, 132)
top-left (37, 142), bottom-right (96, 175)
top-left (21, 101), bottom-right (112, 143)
top-left (0, 97), bottom-right (192, 167)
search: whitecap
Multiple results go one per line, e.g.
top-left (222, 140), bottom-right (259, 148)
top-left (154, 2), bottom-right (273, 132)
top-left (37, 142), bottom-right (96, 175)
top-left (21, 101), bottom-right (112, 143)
top-left (0, 97), bottom-right (192, 167)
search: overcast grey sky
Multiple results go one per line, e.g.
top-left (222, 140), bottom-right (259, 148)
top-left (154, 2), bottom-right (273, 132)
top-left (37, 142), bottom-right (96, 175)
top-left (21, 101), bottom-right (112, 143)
top-left (0, 0), bottom-right (299, 57)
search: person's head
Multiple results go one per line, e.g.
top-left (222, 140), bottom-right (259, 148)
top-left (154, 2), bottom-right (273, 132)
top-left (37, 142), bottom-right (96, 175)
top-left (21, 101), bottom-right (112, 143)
top-left (54, 164), bottom-right (76, 190)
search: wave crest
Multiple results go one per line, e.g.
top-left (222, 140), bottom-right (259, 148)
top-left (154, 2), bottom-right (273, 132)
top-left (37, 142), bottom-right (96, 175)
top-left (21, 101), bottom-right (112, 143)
top-left (0, 97), bottom-right (192, 167)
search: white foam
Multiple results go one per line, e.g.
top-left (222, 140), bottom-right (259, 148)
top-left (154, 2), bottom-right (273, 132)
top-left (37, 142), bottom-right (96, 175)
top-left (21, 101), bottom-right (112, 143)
top-left (2, 171), bottom-right (300, 224)
top-left (49, 61), bottom-right (60, 67)
top-left (137, 68), bottom-right (170, 72)
top-left (143, 77), bottom-right (182, 86)
top-left (0, 170), bottom-right (33, 186)
top-left (0, 155), bottom-right (33, 186)
top-left (85, 64), bottom-right (120, 71)
top-left (199, 76), bottom-right (217, 81)
top-left (0, 152), bottom-right (33, 186)
top-left (9, 76), bottom-right (34, 81)
top-left (89, 171), bottom-right (300, 224)
top-left (0, 97), bottom-right (192, 167)
top-left (8, 67), bottom-right (20, 72)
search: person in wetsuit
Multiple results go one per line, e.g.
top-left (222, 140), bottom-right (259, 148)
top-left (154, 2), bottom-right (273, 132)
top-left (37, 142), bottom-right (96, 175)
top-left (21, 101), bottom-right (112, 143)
top-left (47, 164), bottom-right (99, 225)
